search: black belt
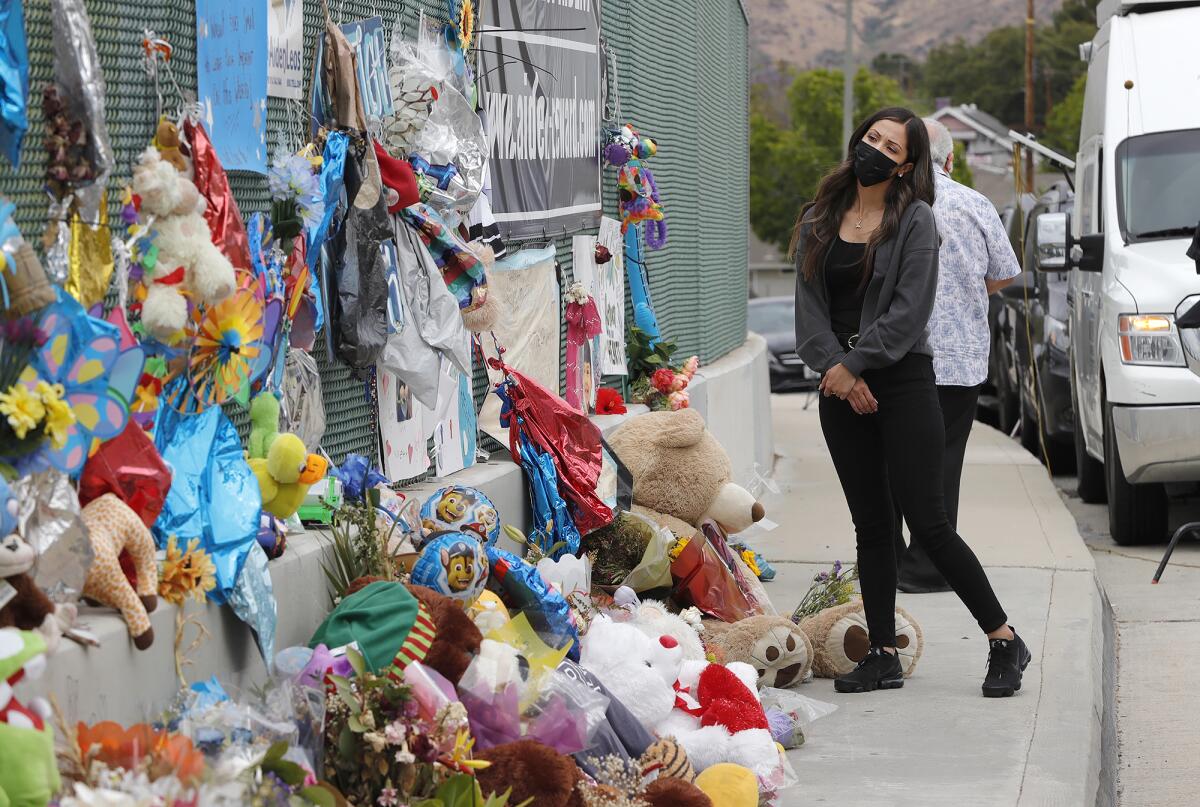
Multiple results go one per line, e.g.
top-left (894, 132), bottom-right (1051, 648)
top-left (836, 332), bottom-right (860, 350)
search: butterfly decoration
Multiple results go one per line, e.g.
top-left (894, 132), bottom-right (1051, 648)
top-left (23, 290), bottom-right (141, 475)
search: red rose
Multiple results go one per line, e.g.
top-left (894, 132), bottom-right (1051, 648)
top-left (651, 368), bottom-right (676, 394)
top-left (596, 387), bottom-right (627, 415)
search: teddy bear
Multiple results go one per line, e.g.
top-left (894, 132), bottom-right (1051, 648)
top-left (0, 480), bottom-right (68, 653)
top-left (131, 146), bottom-right (236, 340)
top-left (703, 614), bottom-right (813, 689)
top-left (607, 409), bottom-right (774, 620)
top-left (246, 393), bottom-right (328, 520)
top-left (153, 117), bottom-right (189, 173)
top-left (0, 628), bottom-right (60, 807)
top-left (314, 579), bottom-right (482, 686)
top-left (800, 600), bottom-right (924, 679)
top-left (80, 494), bottom-right (160, 650)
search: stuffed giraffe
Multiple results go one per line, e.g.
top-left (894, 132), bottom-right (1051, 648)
top-left (81, 494), bottom-right (159, 650)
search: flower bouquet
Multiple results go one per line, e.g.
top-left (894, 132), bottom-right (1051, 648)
top-left (268, 147), bottom-right (325, 256)
top-left (625, 326), bottom-right (698, 411)
top-left (790, 560), bottom-right (859, 623)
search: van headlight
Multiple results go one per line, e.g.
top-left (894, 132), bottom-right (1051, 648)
top-left (1118, 314), bottom-right (1186, 367)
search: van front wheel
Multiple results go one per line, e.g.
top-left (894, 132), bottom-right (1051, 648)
top-left (1104, 403), bottom-right (1167, 546)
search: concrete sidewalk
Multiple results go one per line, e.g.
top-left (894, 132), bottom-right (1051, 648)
top-left (754, 394), bottom-right (1104, 807)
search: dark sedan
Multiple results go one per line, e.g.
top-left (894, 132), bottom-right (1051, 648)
top-left (749, 296), bottom-right (820, 392)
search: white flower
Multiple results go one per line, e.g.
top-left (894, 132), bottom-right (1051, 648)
top-left (565, 281), bottom-right (591, 305)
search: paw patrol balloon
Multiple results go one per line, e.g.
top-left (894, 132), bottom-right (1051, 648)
top-left (411, 532), bottom-right (489, 609)
top-left (420, 486), bottom-right (501, 546)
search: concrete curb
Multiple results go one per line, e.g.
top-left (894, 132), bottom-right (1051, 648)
top-left (35, 334), bottom-right (771, 723)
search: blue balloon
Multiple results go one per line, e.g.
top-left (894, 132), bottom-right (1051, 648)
top-left (419, 486), bottom-right (501, 546)
top-left (411, 531), bottom-right (488, 609)
top-left (485, 545), bottom-right (580, 661)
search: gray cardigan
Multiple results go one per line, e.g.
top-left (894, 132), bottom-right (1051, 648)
top-left (794, 200), bottom-right (940, 377)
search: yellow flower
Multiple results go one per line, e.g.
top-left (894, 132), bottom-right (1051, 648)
top-left (159, 536), bottom-right (218, 605)
top-left (0, 383), bottom-right (45, 440)
top-left (36, 382), bottom-right (75, 449)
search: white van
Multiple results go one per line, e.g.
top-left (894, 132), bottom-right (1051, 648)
top-left (1044, 0), bottom-right (1200, 545)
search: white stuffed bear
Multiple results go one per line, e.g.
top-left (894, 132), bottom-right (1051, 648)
top-left (580, 616), bottom-right (677, 730)
top-left (131, 146), bottom-right (236, 339)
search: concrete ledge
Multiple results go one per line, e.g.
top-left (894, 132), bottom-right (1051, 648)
top-left (34, 335), bottom-right (771, 724)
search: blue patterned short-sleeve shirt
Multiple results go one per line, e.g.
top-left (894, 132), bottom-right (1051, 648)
top-left (927, 167), bottom-right (1021, 386)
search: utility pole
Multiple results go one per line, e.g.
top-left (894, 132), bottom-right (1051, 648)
top-left (1024, 0), bottom-right (1035, 191)
top-left (842, 0), bottom-right (854, 149)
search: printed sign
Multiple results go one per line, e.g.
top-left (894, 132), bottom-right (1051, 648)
top-left (267, 0), bottom-right (304, 99)
top-left (478, 0), bottom-right (602, 239)
top-left (595, 217), bottom-right (627, 375)
top-left (196, 0), bottom-right (268, 172)
top-left (340, 16), bottom-right (394, 120)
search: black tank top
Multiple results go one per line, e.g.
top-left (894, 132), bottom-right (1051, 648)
top-left (826, 236), bottom-right (868, 335)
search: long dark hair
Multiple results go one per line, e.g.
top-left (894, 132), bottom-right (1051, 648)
top-left (788, 107), bottom-right (935, 283)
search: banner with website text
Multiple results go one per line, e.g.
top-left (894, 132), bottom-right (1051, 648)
top-left (478, 0), bottom-right (602, 239)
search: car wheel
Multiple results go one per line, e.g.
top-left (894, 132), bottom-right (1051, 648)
top-left (1104, 402), bottom-right (1167, 545)
top-left (1073, 382), bottom-right (1106, 504)
top-left (994, 334), bottom-right (1019, 434)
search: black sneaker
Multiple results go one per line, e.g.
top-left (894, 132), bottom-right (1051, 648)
top-left (982, 629), bottom-right (1032, 698)
top-left (834, 647), bottom-right (905, 693)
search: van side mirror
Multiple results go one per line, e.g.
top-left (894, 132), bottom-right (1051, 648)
top-left (1071, 234), bottom-right (1105, 273)
top-left (1035, 212), bottom-right (1069, 272)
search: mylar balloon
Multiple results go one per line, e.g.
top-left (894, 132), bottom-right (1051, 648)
top-left (411, 532), bottom-right (488, 609)
top-left (419, 486), bottom-right (501, 546)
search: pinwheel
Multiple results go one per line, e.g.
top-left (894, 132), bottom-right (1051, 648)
top-left (187, 283), bottom-right (266, 408)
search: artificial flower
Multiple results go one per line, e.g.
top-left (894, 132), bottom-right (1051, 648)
top-left (683, 355), bottom-right (700, 377)
top-left (0, 381), bottom-right (44, 439)
top-left (670, 372), bottom-right (689, 392)
top-left (668, 390), bottom-right (690, 410)
top-left (158, 535), bottom-right (218, 605)
top-left (651, 368), bottom-right (675, 395)
top-left (36, 380), bottom-right (74, 449)
top-left (565, 281), bottom-right (591, 305)
top-left (595, 387), bottom-right (626, 415)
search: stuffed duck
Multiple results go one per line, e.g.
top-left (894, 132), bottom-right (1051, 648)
top-left (247, 393), bottom-right (328, 519)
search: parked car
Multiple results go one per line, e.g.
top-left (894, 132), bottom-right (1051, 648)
top-left (997, 180), bottom-right (1077, 472)
top-left (748, 296), bottom-right (819, 392)
top-left (1045, 0), bottom-right (1200, 545)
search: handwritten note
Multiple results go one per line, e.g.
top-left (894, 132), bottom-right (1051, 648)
top-left (196, 0), bottom-right (268, 172)
top-left (267, 0), bottom-right (304, 100)
top-left (339, 17), bottom-right (394, 120)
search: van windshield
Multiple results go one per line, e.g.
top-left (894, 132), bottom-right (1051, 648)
top-left (1116, 129), bottom-right (1200, 244)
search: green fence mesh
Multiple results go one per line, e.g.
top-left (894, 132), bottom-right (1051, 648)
top-left (7, 0), bottom-right (747, 468)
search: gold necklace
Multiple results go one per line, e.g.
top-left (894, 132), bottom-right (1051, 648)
top-left (854, 205), bottom-right (882, 230)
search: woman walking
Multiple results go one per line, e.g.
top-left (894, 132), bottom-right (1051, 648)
top-left (792, 107), bottom-right (1030, 697)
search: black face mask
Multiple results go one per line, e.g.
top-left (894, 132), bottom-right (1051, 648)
top-left (853, 140), bottom-right (899, 187)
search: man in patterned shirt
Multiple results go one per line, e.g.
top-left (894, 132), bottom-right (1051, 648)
top-left (895, 118), bottom-right (1022, 593)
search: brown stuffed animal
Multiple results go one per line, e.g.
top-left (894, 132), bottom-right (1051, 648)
top-left (80, 494), bottom-right (159, 650)
top-left (607, 409), bottom-right (765, 539)
top-left (405, 583), bottom-right (481, 685)
top-left (800, 600), bottom-right (924, 679)
top-left (642, 777), bottom-right (714, 807)
top-left (153, 117), bottom-right (188, 173)
top-left (0, 532), bottom-right (61, 652)
top-left (704, 614), bottom-right (814, 689)
top-left (475, 739), bottom-right (586, 807)
top-left (341, 577), bottom-right (483, 685)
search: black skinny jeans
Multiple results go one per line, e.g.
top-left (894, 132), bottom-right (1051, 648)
top-left (819, 353), bottom-right (1008, 646)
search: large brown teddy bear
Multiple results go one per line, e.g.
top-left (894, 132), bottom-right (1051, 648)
top-left (608, 409), bottom-right (764, 540)
top-left (704, 614), bottom-right (814, 689)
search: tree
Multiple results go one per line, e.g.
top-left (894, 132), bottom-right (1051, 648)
top-left (750, 67), bottom-right (909, 252)
top-left (951, 141), bottom-right (974, 188)
top-left (872, 52), bottom-right (923, 97)
top-left (921, 27), bottom-right (1027, 127)
top-left (1044, 73), bottom-right (1086, 157)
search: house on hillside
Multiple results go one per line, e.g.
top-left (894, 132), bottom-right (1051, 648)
top-left (928, 102), bottom-right (1014, 176)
